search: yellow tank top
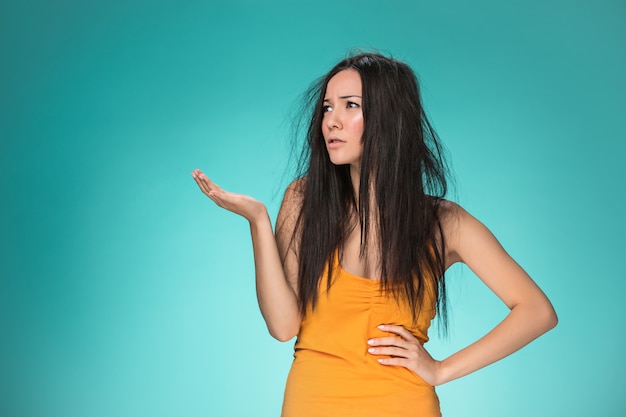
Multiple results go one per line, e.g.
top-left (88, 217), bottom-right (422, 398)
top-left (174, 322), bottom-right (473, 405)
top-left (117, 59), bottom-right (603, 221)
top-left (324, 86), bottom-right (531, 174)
top-left (282, 252), bottom-right (441, 417)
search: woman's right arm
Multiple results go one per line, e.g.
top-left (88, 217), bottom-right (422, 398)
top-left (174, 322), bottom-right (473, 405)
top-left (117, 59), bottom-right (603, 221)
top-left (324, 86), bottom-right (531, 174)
top-left (191, 169), bottom-right (301, 341)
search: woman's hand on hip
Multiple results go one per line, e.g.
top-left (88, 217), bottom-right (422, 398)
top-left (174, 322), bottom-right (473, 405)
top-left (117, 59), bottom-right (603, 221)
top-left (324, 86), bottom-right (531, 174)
top-left (367, 324), bottom-right (442, 386)
top-left (191, 169), bottom-right (267, 223)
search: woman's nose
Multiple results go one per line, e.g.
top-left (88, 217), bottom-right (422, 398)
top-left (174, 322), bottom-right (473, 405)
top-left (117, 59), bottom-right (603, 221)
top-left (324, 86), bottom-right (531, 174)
top-left (326, 110), bottom-right (342, 130)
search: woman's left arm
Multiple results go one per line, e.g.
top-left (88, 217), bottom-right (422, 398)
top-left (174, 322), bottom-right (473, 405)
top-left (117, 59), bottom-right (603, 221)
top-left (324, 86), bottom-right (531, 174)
top-left (432, 203), bottom-right (558, 384)
top-left (368, 203), bottom-right (558, 385)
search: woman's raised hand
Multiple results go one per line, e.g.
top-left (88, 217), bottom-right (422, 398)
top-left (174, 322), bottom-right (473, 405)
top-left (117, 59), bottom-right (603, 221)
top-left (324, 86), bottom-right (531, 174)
top-left (191, 169), bottom-right (267, 223)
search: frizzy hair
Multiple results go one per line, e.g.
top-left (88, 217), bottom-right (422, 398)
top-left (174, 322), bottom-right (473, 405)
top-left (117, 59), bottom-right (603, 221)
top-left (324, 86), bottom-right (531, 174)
top-left (287, 52), bottom-right (451, 330)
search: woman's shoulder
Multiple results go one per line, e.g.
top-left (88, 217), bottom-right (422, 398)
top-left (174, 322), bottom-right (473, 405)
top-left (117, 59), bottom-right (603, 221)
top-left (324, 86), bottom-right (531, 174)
top-left (435, 199), bottom-right (500, 264)
top-left (277, 177), bottom-right (307, 221)
top-left (435, 199), bottom-right (473, 239)
top-left (276, 178), bottom-right (307, 247)
top-left (286, 177), bottom-right (307, 193)
top-left (282, 177), bottom-right (307, 204)
top-left (435, 198), bottom-right (477, 231)
top-left (435, 198), bottom-right (461, 215)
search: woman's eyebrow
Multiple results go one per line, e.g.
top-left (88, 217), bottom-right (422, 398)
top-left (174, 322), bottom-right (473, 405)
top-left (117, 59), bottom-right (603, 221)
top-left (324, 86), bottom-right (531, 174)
top-left (323, 95), bottom-right (362, 101)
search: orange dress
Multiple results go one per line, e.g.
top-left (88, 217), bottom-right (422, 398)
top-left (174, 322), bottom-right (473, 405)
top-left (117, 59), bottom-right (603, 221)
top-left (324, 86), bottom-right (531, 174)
top-left (282, 253), bottom-right (441, 417)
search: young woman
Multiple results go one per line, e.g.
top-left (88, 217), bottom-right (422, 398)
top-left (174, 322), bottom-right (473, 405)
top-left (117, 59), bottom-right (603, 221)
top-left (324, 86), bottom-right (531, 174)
top-left (191, 52), bottom-right (557, 417)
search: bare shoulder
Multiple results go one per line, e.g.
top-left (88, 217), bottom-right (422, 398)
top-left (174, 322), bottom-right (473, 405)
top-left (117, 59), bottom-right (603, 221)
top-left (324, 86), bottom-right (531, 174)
top-left (437, 199), bottom-right (475, 227)
top-left (435, 199), bottom-right (466, 238)
top-left (284, 177), bottom-right (306, 200)
top-left (436, 200), bottom-right (496, 266)
top-left (276, 177), bottom-right (306, 254)
top-left (278, 177), bottom-right (306, 220)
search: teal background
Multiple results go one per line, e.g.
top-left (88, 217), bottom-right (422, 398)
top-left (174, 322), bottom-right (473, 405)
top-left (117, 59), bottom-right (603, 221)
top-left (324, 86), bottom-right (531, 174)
top-left (1, 0), bottom-right (624, 416)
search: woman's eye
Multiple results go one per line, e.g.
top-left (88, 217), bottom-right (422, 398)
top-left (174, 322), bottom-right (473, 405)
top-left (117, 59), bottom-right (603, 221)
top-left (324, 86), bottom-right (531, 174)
top-left (323, 105), bottom-right (332, 113)
top-left (347, 102), bottom-right (360, 108)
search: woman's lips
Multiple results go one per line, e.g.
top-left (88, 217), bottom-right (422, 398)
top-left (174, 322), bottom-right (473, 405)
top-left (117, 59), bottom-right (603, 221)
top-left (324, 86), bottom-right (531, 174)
top-left (326, 138), bottom-right (345, 148)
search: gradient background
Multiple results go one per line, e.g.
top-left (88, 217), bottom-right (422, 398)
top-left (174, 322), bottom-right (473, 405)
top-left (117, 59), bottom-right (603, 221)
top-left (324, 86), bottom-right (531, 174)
top-left (1, 0), bottom-right (624, 416)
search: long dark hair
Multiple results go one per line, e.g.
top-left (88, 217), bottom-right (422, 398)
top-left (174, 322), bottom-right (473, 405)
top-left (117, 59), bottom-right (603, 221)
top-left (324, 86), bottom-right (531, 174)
top-left (289, 52), bottom-right (450, 329)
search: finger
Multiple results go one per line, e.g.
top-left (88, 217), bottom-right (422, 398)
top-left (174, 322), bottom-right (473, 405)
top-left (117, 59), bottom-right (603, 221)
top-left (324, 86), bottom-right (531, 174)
top-left (368, 346), bottom-right (414, 359)
top-left (195, 175), bottom-right (221, 198)
top-left (191, 170), bottom-right (212, 192)
top-left (367, 336), bottom-right (411, 348)
top-left (377, 357), bottom-right (414, 368)
top-left (377, 324), bottom-right (418, 342)
top-left (191, 169), bottom-right (207, 183)
top-left (198, 172), bottom-right (224, 193)
top-left (195, 178), bottom-right (214, 197)
top-left (191, 169), bottom-right (223, 193)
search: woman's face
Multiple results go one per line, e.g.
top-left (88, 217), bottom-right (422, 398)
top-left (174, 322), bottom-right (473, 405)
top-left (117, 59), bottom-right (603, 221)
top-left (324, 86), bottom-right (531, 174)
top-left (321, 69), bottom-right (364, 169)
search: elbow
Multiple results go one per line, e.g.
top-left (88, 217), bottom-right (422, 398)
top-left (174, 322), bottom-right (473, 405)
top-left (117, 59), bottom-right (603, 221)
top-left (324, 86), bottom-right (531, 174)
top-left (546, 306), bottom-right (558, 331)
top-left (538, 301), bottom-right (558, 333)
top-left (514, 298), bottom-right (558, 335)
top-left (272, 333), bottom-right (297, 342)
top-left (261, 310), bottom-right (301, 342)
top-left (268, 322), bottom-right (300, 342)
top-left (270, 328), bottom-right (298, 342)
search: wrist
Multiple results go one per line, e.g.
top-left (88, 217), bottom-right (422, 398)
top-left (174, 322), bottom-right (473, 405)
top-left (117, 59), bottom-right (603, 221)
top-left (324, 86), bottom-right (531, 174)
top-left (432, 359), bottom-right (452, 386)
top-left (247, 205), bottom-right (270, 226)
